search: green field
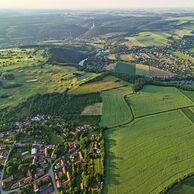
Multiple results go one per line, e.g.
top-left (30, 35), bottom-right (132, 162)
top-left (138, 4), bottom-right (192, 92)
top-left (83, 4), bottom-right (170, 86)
top-left (181, 90), bottom-right (194, 102)
top-left (103, 110), bottom-right (194, 194)
top-left (126, 85), bottom-right (194, 117)
top-left (100, 87), bottom-right (133, 128)
top-left (114, 62), bottom-right (172, 78)
top-left (133, 32), bottom-right (171, 46)
top-left (114, 61), bottom-right (136, 76)
top-left (182, 108), bottom-right (194, 123)
top-left (0, 48), bottom-right (98, 109)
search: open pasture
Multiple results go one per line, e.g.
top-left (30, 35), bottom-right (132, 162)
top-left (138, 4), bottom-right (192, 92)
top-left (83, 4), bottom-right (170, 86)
top-left (135, 63), bottom-right (150, 76)
top-left (126, 85), bottom-right (194, 117)
top-left (70, 76), bottom-right (127, 94)
top-left (0, 48), bottom-right (97, 109)
top-left (123, 37), bottom-right (144, 48)
top-left (103, 110), bottom-right (194, 194)
top-left (100, 86), bottom-right (133, 128)
top-left (132, 32), bottom-right (171, 47)
top-left (114, 61), bottom-right (136, 76)
top-left (115, 62), bottom-right (174, 78)
top-left (181, 90), bottom-right (194, 102)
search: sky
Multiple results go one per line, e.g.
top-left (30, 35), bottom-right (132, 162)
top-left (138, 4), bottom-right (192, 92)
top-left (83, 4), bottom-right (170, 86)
top-left (0, 0), bottom-right (194, 9)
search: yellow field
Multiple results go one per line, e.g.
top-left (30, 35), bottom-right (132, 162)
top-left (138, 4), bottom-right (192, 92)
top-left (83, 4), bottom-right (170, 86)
top-left (120, 54), bottom-right (135, 62)
top-left (70, 76), bottom-right (127, 94)
top-left (107, 54), bottom-right (117, 61)
top-left (124, 37), bottom-right (144, 48)
top-left (136, 64), bottom-right (150, 76)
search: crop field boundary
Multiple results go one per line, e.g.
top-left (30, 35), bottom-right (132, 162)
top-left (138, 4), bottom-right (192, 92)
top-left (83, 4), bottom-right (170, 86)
top-left (102, 86), bottom-right (194, 194)
top-left (182, 108), bottom-right (194, 123)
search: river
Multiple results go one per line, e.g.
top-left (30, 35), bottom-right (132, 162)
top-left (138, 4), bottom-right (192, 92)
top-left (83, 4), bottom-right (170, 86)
top-left (78, 58), bottom-right (88, 66)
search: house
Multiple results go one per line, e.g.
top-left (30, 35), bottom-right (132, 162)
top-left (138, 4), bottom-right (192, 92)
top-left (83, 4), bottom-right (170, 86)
top-left (80, 182), bottom-right (84, 190)
top-left (55, 173), bottom-right (58, 180)
top-left (51, 150), bottom-right (56, 159)
top-left (11, 183), bottom-right (19, 189)
top-left (31, 148), bottom-right (37, 155)
top-left (27, 169), bottom-right (32, 177)
top-left (2, 175), bottom-right (14, 183)
top-left (24, 176), bottom-right (32, 184)
top-left (44, 148), bottom-right (48, 157)
top-left (66, 172), bottom-right (71, 181)
top-left (41, 176), bottom-right (49, 182)
top-left (70, 131), bottom-right (76, 136)
top-left (62, 167), bottom-right (66, 174)
top-left (35, 169), bottom-right (45, 179)
top-left (32, 156), bottom-right (36, 165)
top-left (56, 180), bottom-right (62, 188)
top-left (60, 159), bottom-right (65, 165)
top-left (33, 181), bottom-right (39, 192)
top-left (79, 152), bottom-right (83, 160)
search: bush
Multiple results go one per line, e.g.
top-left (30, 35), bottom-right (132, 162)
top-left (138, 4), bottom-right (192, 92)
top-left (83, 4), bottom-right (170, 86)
top-left (2, 73), bottom-right (15, 80)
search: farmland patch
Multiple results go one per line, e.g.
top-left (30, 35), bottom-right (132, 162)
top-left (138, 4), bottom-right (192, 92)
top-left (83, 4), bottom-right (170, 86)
top-left (100, 86), bottom-right (133, 128)
top-left (103, 110), bottom-right (194, 194)
top-left (126, 85), bottom-right (194, 117)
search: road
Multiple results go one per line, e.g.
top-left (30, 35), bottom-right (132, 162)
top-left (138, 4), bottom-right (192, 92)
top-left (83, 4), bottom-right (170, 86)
top-left (0, 157), bottom-right (59, 194)
top-left (0, 150), bottom-right (11, 194)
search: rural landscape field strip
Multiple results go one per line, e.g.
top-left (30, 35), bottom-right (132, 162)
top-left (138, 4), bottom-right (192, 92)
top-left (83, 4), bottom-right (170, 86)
top-left (100, 86), bottom-right (134, 128)
top-left (182, 108), bottom-right (194, 123)
top-left (103, 110), bottom-right (194, 194)
top-left (126, 85), bottom-right (194, 118)
top-left (103, 85), bottom-right (194, 194)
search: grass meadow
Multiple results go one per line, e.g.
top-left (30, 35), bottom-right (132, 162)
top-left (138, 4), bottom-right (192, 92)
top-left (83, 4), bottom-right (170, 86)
top-left (100, 86), bottom-right (133, 128)
top-left (103, 110), bottom-right (194, 194)
top-left (0, 48), bottom-right (98, 109)
top-left (126, 85), bottom-right (194, 117)
top-left (70, 76), bottom-right (127, 95)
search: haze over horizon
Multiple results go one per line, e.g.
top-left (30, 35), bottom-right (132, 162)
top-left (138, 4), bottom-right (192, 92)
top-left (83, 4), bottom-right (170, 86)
top-left (1, 0), bottom-right (194, 9)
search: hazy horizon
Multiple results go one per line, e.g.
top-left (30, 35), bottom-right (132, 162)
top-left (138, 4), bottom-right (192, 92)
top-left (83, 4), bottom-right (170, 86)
top-left (1, 0), bottom-right (194, 9)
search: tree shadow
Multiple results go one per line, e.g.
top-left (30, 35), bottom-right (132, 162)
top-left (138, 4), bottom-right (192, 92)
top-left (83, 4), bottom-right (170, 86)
top-left (102, 129), bottom-right (123, 194)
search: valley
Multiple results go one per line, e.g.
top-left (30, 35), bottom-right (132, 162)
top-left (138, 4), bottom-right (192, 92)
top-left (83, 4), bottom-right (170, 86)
top-left (1, 9), bottom-right (194, 194)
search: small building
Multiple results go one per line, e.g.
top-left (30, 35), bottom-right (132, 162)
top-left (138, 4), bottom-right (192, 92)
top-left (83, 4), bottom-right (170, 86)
top-left (31, 148), bottom-right (37, 155)
top-left (33, 181), bottom-right (39, 192)
top-left (56, 180), bottom-right (62, 188)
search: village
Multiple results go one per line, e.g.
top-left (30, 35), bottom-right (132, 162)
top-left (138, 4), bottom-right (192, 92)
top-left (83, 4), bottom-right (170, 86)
top-left (0, 115), bottom-right (104, 194)
top-left (105, 35), bottom-right (194, 76)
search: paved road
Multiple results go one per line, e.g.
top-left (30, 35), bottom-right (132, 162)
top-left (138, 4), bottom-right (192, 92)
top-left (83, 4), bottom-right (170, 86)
top-left (0, 150), bottom-right (11, 194)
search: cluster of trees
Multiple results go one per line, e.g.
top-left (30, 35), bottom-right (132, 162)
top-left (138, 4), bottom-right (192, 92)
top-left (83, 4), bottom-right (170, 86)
top-left (112, 72), bottom-right (149, 92)
top-left (0, 91), bottom-right (102, 129)
top-left (5, 156), bottom-right (37, 177)
top-left (48, 45), bottom-right (95, 64)
top-left (1, 72), bottom-right (15, 80)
